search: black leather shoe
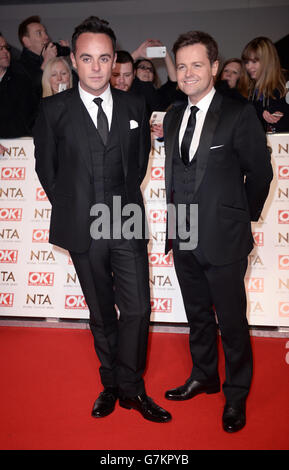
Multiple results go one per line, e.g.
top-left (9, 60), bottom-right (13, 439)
top-left (91, 387), bottom-right (118, 418)
top-left (222, 401), bottom-right (246, 433)
top-left (119, 393), bottom-right (172, 423)
top-left (165, 378), bottom-right (220, 401)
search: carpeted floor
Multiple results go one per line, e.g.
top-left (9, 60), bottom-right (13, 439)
top-left (0, 326), bottom-right (288, 451)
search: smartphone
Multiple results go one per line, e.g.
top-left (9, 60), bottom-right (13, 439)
top-left (146, 46), bottom-right (166, 58)
top-left (58, 83), bottom-right (67, 92)
top-left (150, 111), bottom-right (166, 125)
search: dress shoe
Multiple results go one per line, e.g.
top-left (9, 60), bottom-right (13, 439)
top-left (222, 401), bottom-right (246, 433)
top-left (91, 387), bottom-right (118, 418)
top-left (119, 393), bottom-right (172, 423)
top-left (165, 378), bottom-right (220, 401)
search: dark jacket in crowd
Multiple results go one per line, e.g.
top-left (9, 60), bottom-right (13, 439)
top-left (130, 76), bottom-right (185, 115)
top-left (0, 64), bottom-right (38, 138)
top-left (250, 89), bottom-right (289, 133)
top-left (215, 79), bottom-right (247, 103)
top-left (17, 47), bottom-right (44, 100)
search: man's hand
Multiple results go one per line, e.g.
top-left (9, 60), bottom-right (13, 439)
top-left (41, 42), bottom-right (57, 69)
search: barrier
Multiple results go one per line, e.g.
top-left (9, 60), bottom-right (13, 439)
top-left (0, 134), bottom-right (288, 326)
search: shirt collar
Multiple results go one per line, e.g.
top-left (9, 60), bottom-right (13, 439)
top-left (188, 87), bottom-right (216, 113)
top-left (78, 83), bottom-right (112, 108)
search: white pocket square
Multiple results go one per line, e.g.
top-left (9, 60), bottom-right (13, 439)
top-left (210, 144), bottom-right (224, 149)
top-left (130, 119), bottom-right (139, 129)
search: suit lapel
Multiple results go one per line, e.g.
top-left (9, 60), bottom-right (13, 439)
top-left (165, 104), bottom-right (186, 201)
top-left (66, 88), bottom-right (93, 176)
top-left (194, 92), bottom-right (223, 194)
top-left (111, 88), bottom-right (130, 178)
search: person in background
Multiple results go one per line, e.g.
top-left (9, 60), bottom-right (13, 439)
top-left (17, 15), bottom-right (70, 100)
top-left (215, 58), bottom-right (245, 101)
top-left (239, 36), bottom-right (289, 132)
top-left (42, 56), bottom-right (72, 97)
top-left (110, 50), bottom-right (135, 92)
top-left (218, 58), bottom-right (242, 88)
top-left (132, 39), bottom-right (185, 112)
top-left (0, 32), bottom-right (37, 138)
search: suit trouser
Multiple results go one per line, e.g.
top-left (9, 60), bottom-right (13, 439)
top-left (70, 237), bottom-right (151, 398)
top-left (172, 242), bottom-right (253, 403)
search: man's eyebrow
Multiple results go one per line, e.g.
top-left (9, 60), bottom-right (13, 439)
top-left (79, 53), bottom-right (112, 58)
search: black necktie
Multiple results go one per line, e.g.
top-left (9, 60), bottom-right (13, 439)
top-left (93, 97), bottom-right (109, 145)
top-left (181, 105), bottom-right (199, 165)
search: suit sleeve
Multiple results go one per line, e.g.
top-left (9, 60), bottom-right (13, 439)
top-left (33, 100), bottom-right (58, 204)
top-left (233, 103), bottom-right (273, 221)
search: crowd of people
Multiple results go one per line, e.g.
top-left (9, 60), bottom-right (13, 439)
top-left (0, 14), bottom-right (289, 145)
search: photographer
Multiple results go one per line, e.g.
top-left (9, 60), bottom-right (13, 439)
top-left (17, 15), bottom-right (70, 100)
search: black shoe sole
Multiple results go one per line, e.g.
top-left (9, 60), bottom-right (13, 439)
top-left (119, 400), bottom-right (172, 423)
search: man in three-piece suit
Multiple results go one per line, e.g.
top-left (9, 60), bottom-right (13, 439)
top-left (163, 31), bottom-right (273, 432)
top-left (33, 17), bottom-right (171, 423)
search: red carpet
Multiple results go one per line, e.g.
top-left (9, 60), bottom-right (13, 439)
top-left (0, 326), bottom-right (288, 450)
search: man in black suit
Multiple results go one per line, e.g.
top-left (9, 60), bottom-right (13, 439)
top-left (0, 32), bottom-right (37, 137)
top-left (163, 31), bottom-right (273, 432)
top-left (33, 17), bottom-right (171, 423)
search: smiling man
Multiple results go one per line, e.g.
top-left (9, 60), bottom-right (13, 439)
top-left (163, 31), bottom-right (273, 433)
top-left (33, 16), bottom-right (171, 424)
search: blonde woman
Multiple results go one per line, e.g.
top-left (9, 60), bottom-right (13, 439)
top-left (239, 36), bottom-right (289, 132)
top-left (42, 56), bottom-right (72, 97)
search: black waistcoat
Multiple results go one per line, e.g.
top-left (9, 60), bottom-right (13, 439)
top-left (172, 135), bottom-right (198, 206)
top-left (171, 134), bottom-right (199, 243)
top-left (82, 104), bottom-right (127, 210)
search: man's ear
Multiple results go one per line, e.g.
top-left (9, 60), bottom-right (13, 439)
top-left (112, 52), bottom-right (117, 70)
top-left (212, 60), bottom-right (219, 78)
top-left (22, 35), bottom-right (30, 49)
top-left (70, 51), bottom-right (77, 69)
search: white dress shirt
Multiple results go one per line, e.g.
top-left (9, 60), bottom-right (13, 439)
top-left (179, 87), bottom-right (216, 161)
top-left (78, 83), bottom-right (113, 130)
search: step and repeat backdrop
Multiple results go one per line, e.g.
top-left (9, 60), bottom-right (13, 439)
top-left (0, 133), bottom-right (289, 326)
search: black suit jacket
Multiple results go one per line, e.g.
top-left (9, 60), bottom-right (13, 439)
top-left (163, 91), bottom-right (273, 265)
top-left (33, 86), bottom-right (150, 253)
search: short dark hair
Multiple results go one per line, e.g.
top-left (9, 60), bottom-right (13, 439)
top-left (18, 15), bottom-right (41, 45)
top-left (116, 50), bottom-right (134, 66)
top-left (173, 30), bottom-right (218, 64)
top-left (71, 16), bottom-right (116, 54)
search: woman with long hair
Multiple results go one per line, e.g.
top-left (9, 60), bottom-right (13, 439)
top-left (42, 56), bottom-right (72, 97)
top-left (218, 58), bottom-right (242, 89)
top-left (239, 36), bottom-right (289, 132)
top-left (215, 57), bottom-right (245, 102)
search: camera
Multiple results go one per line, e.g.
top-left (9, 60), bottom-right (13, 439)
top-left (53, 42), bottom-right (70, 57)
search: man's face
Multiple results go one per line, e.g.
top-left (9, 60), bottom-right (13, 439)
top-left (176, 43), bottom-right (218, 103)
top-left (71, 32), bottom-right (116, 96)
top-left (110, 61), bottom-right (134, 91)
top-left (22, 22), bottom-right (49, 55)
top-left (0, 36), bottom-right (10, 72)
